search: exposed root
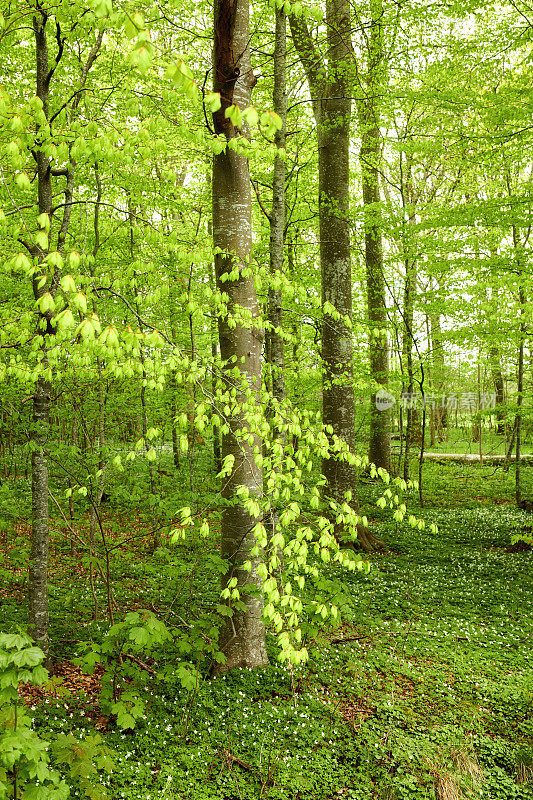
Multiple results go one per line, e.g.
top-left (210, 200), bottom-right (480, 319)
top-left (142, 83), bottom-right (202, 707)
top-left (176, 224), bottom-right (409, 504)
top-left (355, 522), bottom-right (387, 553)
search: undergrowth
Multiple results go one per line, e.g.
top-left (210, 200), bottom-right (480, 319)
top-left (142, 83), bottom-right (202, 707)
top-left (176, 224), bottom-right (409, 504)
top-left (1, 461), bottom-right (532, 799)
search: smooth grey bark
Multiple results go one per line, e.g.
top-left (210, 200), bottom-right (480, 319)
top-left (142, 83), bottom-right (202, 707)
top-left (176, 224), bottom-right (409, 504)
top-left (166, 169), bottom-right (189, 473)
top-left (128, 202), bottom-right (156, 505)
top-left (290, 0), bottom-right (384, 551)
top-left (358, 0), bottom-right (391, 474)
top-left (265, 2), bottom-right (287, 549)
top-left (401, 266), bottom-right (415, 481)
top-left (212, 0), bottom-right (268, 670)
top-left (516, 293), bottom-right (525, 506)
top-left (289, 1), bottom-right (353, 499)
top-left (267, 1), bottom-right (287, 414)
top-left (170, 382), bottom-right (181, 470)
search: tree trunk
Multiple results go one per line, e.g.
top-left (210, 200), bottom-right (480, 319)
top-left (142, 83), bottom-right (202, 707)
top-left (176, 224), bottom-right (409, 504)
top-left (29, 377), bottom-right (51, 663)
top-left (168, 279), bottom-right (181, 470)
top-left (267, 0), bottom-right (287, 416)
top-left (359, 0), bottom-right (391, 474)
top-left (514, 226), bottom-right (526, 506)
top-left (430, 281), bottom-right (447, 439)
top-left (490, 345), bottom-right (505, 436)
top-left (290, 0), bottom-right (384, 551)
top-left (265, 1), bottom-right (287, 550)
top-left (29, 11), bottom-right (54, 665)
top-left (212, 0), bottom-right (268, 671)
top-left (211, 332), bottom-right (222, 475)
top-left (288, 238), bottom-right (301, 453)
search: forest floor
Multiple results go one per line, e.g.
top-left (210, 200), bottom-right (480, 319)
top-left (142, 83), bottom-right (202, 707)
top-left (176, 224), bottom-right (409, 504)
top-left (1, 460), bottom-right (532, 800)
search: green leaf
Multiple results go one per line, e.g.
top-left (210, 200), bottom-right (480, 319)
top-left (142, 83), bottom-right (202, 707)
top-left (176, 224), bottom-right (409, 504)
top-left (89, 0), bottom-right (112, 17)
top-left (204, 92), bottom-right (222, 112)
top-left (128, 626), bottom-right (150, 646)
top-left (12, 647), bottom-right (44, 668)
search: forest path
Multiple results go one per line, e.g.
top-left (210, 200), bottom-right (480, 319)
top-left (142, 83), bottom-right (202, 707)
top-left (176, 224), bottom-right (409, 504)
top-left (421, 452), bottom-right (533, 463)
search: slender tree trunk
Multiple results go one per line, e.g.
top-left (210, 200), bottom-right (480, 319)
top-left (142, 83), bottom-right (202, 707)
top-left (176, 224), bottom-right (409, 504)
top-left (169, 279), bottom-right (181, 470)
top-left (288, 237), bottom-right (301, 453)
top-left (267, 0), bottom-right (287, 415)
top-left (265, 1), bottom-right (287, 549)
top-left (515, 239), bottom-right (526, 505)
top-left (89, 165), bottom-right (106, 557)
top-left (210, 245), bottom-right (222, 475)
top-left (490, 345), bottom-right (505, 436)
top-left (128, 203), bottom-right (156, 502)
top-left (171, 383), bottom-right (181, 469)
top-left (211, 329), bottom-right (222, 475)
top-left (187, 264), bottom-right (196, 496)
top-left (212, 0), bottom-right (268, 670)
top-left (30, 377), bottom-right (51, 662)
top-left (430, 279), bottom-right (447, 439)
top-left (29, 12), bottom-right (54, 664)
top-left (89, 361), bottom-right (106, 557)
top-left (516, 305), bottom-right (525, 505)
top-left (402, 258), bottom-right (415, 481)
top-left (68, 417), bottom-right (77, 525)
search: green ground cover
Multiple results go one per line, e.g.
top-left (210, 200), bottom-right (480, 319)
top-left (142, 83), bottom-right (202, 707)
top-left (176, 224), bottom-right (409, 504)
top-left (1, 462), bottom-right (532, 800)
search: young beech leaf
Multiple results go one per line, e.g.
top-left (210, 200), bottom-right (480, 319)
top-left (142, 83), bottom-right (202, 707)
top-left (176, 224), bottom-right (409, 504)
top-left (68, 251), bottom-right (81, 268)
top-left (34, 230), bottom-right (48, 249)
top-left (204, 92), bottom-right (222, 112)
top-left (36, 212), bottom-right (50, 230)
top-left (56, 309), bottom-right (75, 330)
top-left (60, 274), bottom-right (76, 293)
top-left (37, 293), bottom-right (55, 314)
top-left (89, 0), bottom-right (112, 18)
top-left (242, 106), bottom-right (259, 126)
top-left (225, 104), bottom-right (243, 127)
top-left (15, 172), bottom-right (31, 190)
top-left (10, 115), bottom-right (24, 133)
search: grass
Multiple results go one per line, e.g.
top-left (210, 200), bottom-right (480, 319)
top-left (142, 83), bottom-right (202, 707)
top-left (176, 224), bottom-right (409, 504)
top-left (391, 427), bottom-right (533, 457)
top-left (1, 459), bottom-right (533, 799)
